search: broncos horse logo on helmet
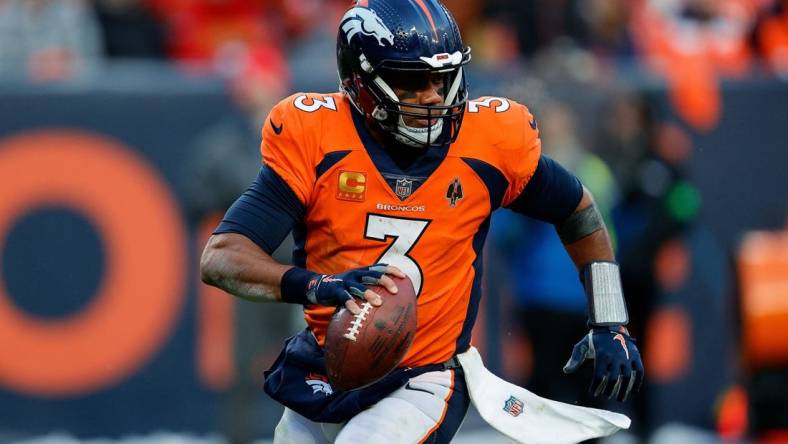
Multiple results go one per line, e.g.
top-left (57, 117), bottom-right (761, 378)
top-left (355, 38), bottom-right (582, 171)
top-left (341, 7), bottom-right (395, 47)
top-left (337, 0), bottom-right (471, 148)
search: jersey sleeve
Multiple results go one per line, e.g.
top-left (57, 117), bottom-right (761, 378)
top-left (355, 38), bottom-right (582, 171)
top-left (499, 103), bottom-right (542, 207)
top-left (260, 95), bottom-right (318, 205)
top-left (214, 165), bottom-right (306, 254)
top-left (505, 155), bottom-right (583, 224)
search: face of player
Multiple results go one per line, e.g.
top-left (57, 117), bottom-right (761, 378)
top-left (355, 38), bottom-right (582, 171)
top-left (383, 71), bottom-right (446, 128)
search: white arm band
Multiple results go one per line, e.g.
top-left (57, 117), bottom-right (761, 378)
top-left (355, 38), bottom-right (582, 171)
top-left (582, 261), bottom-right (629, 326)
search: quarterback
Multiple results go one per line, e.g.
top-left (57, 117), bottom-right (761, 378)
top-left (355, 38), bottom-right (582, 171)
top-left (201, 0), bottom-right (644, 442)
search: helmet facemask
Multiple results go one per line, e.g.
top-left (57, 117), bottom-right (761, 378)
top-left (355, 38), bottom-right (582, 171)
top-left (369, 65), bottom-right (467, 148)
top-left (340, 51), bottom-right (470, 149)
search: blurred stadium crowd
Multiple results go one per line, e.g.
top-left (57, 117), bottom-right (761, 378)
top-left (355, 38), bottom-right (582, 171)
top-left (1, 0), bottom-right (787, 443)
top-left (2, 0), bottom-right (788, 81)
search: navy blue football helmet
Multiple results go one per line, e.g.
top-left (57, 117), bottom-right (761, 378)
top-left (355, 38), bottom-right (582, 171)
top-left (337, 0), bottom-right (471, 148)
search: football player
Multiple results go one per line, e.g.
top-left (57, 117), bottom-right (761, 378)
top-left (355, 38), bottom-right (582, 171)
top-left (200, 0), bottom-right (644, 442)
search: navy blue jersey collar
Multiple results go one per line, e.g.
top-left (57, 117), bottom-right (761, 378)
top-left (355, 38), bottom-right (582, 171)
top-left (350, 108), bottom-right (449, 179)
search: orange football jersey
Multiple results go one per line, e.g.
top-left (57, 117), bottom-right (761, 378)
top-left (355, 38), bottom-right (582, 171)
top-left (262, 92), bottom-right (540, 367)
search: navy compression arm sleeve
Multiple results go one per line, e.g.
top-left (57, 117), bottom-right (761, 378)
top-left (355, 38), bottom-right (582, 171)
top-left (506, 155), bottom-right (583, 224)
top-left (214, 166), bottom-right (305, 254)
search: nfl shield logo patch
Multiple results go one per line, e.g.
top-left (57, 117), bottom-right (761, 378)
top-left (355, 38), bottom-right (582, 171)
top-left (503, 395), bottom-right (524, 417)
top-left (395, 177), bottom-right (413, 199)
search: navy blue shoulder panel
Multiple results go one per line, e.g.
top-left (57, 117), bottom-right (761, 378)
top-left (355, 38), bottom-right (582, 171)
top-left (214, 166), bottom-right (305, 254)
top-left (316, 151), bottom-right (351, 179)
top-left (506, 155), bottom-right (582, 225)
top-left (461, 157), bottom-right (509, 210)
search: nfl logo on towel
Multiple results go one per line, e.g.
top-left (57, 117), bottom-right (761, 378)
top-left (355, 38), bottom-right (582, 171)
top-left (503, 395), bottom-right (524, 417)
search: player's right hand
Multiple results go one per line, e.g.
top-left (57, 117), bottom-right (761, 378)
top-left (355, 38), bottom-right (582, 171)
top-left (563, 326), bottom-right (644, 402)
top-left (306, 264), bottom-right (405, 315)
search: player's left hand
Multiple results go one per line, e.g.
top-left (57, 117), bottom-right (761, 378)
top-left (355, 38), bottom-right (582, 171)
top-left (562, 326), bottom-right (644, 402)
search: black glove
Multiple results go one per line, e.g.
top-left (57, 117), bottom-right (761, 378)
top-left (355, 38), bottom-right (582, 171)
top-left (281, 264), bottom-right (388, 307)
top-left (563, 325), bottom-right (644, 402)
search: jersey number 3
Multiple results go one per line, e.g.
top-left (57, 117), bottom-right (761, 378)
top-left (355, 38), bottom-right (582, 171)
top-left (364, 214), bottom-right (430, 296)
top-left (467, 97), bottom-right (510, 113)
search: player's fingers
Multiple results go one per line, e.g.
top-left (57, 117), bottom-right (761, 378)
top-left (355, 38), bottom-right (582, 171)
top-left (618, 365), bottom-right (634, 402)
top-left (361, 275), bottom-right (381, 286)
top-left (621, 369), bottom-right (637, 402)
top-left (344, 298), bottom-right (361, 315)
top-left (358, 266), bottom-right (386, 283)
top-left (339, 288), bottom-right (362, 314)
top-left (362, 289), bottom-right (382, 306)
top-left (385, 265), bottom-right (407, 278)
top-left (591, 355), bottom-right (612, 397)
top-left (348, 286), bottom-right (366, 300)
top-left (376, 274), bottom-right (398, 294)
top-left (633, 359), bottom-right (645, 394)
top-left (607, 376), bottom-right (622, 400)
top-left (592, 374), bottom-right (608, 397)
top-left (605, 365), bottom-right (623, 400)
top-left (368, 264), bottom-right (388, 274)
top-left (348, 283), bottom-right (381, 305)
top-left (563, 342), bottom-right (588, 374)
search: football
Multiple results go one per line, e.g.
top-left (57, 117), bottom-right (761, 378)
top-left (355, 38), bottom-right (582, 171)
top-left (324, 274), bottom-right (418, 392)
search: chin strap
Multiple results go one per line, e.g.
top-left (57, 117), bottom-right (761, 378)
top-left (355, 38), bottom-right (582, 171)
top-left (393, 118), bottom-right (444, 147)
